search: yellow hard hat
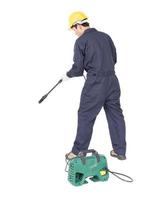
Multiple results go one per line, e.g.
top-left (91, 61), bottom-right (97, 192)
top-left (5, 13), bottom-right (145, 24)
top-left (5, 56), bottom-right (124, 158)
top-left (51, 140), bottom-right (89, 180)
top-left (69, 11), bottom-right (88, 28)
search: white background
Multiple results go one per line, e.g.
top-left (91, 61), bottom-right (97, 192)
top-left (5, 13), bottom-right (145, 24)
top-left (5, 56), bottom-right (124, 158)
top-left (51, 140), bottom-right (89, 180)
top-left (0, 0), bottom-right (151, 199)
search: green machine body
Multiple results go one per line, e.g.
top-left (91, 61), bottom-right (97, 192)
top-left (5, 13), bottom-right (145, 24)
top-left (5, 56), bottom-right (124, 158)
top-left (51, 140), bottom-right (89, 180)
top-left (67, 149), bottom-right (109, 186)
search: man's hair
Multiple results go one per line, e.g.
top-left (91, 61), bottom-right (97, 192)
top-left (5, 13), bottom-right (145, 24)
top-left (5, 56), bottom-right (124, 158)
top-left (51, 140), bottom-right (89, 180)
top-left (71, 22), bottom-right (89, 29)
top-left (81, 22), bottom-right (89, 27)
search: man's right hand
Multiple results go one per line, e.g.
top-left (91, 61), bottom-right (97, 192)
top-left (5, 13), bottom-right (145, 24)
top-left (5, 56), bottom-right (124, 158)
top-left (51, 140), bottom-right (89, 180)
top-left (61, 73), bottom-right (70, 82)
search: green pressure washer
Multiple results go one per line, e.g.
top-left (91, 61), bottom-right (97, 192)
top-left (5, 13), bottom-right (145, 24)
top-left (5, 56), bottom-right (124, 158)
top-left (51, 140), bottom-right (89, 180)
top-left (65, 149), bottom-right (133, 186)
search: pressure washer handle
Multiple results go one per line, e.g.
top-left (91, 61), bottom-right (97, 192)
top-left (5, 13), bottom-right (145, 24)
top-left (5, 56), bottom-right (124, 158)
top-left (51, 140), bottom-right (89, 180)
top-left (78, 149), bottom-right (100, 164)
top-left (78, 149), bottom-right (98, 156)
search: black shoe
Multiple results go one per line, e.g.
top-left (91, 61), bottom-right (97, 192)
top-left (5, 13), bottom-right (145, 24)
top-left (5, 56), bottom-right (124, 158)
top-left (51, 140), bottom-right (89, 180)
top-left (110, 150), bottom-right (126, 160)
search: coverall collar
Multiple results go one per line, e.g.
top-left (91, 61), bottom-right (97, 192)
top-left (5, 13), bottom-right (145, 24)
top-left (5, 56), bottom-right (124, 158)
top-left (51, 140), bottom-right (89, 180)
top-left (83, 28), bottom-right (97, 35)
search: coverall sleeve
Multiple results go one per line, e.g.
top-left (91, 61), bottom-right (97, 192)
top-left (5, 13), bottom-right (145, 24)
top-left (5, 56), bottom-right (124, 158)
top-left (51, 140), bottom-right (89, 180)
top-left (67, 40), bottom-right (84, 77)
top-left (108, 36), bottom-right (117, 64)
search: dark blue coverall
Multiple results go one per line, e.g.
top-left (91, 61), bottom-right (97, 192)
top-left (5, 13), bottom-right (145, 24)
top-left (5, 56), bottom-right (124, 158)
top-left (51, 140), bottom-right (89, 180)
top-left (67, 28), bottom-right (126, 156)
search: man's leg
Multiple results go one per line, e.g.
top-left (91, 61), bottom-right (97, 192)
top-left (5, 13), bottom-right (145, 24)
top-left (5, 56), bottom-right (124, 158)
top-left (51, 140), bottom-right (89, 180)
top-left (104, 81), bottom-right (126, 156)
top-left (72, 109), bottom-right (97, 154)
top-left (72, 82), bottom-right (105, 155)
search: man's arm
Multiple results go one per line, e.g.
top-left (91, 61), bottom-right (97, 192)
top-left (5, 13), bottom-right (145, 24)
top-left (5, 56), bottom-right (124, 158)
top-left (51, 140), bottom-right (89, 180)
top-left (67, 40), bottom-right (85, 77)
top-left (108, 35), bottom-right (117, 64)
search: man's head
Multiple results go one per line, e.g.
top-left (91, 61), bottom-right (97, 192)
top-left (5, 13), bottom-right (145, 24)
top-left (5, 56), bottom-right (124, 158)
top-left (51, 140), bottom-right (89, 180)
top-left (69, 11), bottom-right (90, 37)
top-left (71, 23), bottom-right (90, 37)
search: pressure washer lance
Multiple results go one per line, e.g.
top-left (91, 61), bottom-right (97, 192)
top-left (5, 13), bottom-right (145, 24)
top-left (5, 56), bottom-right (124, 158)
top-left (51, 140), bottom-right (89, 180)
top-left (38, 75), bottom-right (86, 104)
top-left (38, 79), bottom-right (63, 104)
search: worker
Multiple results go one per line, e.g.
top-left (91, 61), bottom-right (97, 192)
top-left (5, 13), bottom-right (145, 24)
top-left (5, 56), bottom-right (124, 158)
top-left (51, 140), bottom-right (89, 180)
top-left (62, 11), bottom-right (126, 160)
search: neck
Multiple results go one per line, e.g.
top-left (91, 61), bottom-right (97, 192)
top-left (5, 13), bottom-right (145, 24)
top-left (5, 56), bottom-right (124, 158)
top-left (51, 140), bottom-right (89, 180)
top-left (83, 26), bottom-right (90, 31)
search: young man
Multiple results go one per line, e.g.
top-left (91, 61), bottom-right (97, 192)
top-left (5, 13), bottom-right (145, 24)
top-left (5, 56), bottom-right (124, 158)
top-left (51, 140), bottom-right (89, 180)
top-left (62, 11), bottom-right (126, 160)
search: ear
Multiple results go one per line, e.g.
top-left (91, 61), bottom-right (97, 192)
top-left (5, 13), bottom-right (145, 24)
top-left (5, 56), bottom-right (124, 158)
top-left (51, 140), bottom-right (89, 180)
top-left (72, 27), bottom-right (77, 31)
top-left (78, 24), bottom-right (83, 30)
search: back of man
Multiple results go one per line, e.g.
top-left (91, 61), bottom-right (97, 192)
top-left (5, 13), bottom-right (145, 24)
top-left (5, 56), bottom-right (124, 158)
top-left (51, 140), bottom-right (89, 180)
top-left (77, 28), bottom-right (116, 75)
top-left (65, 12), bottom-right (126, 161)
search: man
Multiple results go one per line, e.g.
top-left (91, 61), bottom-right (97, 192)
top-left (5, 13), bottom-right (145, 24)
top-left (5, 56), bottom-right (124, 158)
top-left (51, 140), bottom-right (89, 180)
top-left (62, 11), bottom-right (126, 160)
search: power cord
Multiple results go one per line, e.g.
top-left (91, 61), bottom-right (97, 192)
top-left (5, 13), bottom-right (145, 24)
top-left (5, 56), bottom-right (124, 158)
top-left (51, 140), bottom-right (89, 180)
top-left (107, 169), bottom-right (133, 182)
